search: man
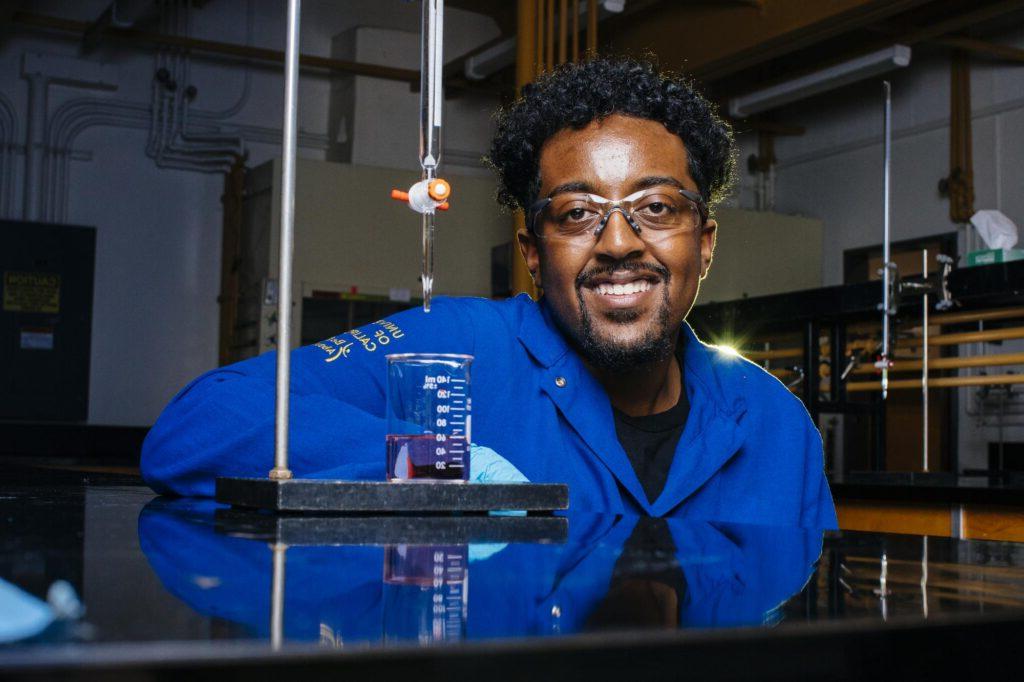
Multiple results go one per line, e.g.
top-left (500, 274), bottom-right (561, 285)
top-left (142, 58), bottom-right (837, 528)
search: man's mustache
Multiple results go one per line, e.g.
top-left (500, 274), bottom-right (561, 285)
top-left (575, 261), bottom-right (671, 290)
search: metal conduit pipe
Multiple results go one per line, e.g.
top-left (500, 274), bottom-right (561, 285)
top-left (144, 78), bottom-right (163, 159)
top-left (108, 0), bottom-right (156, 27)
top-left (13, 12), bottom-right (420, 85)
top-left (158, 148), bottom-right (238, 173)
top-left (0, 122), bottom-right (6, 219)
top-left (158, 101), bottom-right (241, 171)
top-left (152, 10), bottom-right (186, 169)
top-left (147, 5), bottom-right (177, 164)
top-left (151, 1), bottom-right (177, 158)
top-left (151, 77), bottom-right (175, 166)
top-left (42, 101), bottom-right (105, 219)
top-left (148, 83), bottom-right (239, 172)
top-left (175, 103), bottom-right (243, 162)
top-left (153, 4), bottom-right (180, 166)
top-left (0, 92), bottom-right (17, 219)
top-left (205, 2), bottom-right (253, 119)
top-left (43, 97), bottom-right (149, 221)
top-left (42, 93), bottom-right (292, 220)
top-left (43, 99), bottom-right (105, 214)
top-left (44, 98), bottom-right (149, 221)
top-left (182, 0), bottom-right (254, 121)
top-left (53, 109), bottom-right (150, 222)
top-left (36, 1), bottom-right (288, 216)
top-left (22, 71), bottom-right (48, 222)
top-left (147, 0), bottom-right (242, 174)
top-left (0, 97), bottom-right (11, 217)
top-left (40, 59), bottom-right (278, 220)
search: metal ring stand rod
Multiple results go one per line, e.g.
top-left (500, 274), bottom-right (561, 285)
top-left (269, 1), bottom-right (301, 643)
top-left (876, 80), bottom-right (894, 400)
top-left (270, 542), bottom-right (288, 649)
top-left (270, 0), bottom-right (301, 481)
top-left (922, 249), bottom-right (929, 472)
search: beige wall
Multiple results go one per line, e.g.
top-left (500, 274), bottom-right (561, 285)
top-left (287, 158), bottom-right (509, 297)
top-left (696, 207), bottom-right (824, 304)
top-left (247, 158), bottom-right (512, 353)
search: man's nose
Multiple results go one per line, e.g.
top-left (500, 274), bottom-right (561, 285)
top-left (595, 209), bottom-right (646, 261)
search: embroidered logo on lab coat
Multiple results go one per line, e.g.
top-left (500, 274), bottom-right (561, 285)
top-left (315, 320), bottom-right (406, 362)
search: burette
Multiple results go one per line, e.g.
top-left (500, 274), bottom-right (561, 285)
top-left (391, 0), bottom-right (450, 313)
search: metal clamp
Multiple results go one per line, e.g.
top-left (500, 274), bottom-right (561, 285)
top-left (935, 254), bottom-right (956, 311)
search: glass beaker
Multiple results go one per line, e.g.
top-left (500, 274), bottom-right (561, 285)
top-left (385, 353), bottom-right (472, 482)
top-left (382, 544), bottom-right (468, 643)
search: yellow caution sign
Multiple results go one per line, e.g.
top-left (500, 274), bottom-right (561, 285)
top-left (2, 271), bottom-right (61, 314)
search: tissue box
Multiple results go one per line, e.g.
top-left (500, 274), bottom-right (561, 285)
top-left (966, 248), bottom-right (1024, 266)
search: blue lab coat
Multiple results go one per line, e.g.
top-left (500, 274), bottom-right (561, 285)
top-left (141, 295), bottom-right (837, 528)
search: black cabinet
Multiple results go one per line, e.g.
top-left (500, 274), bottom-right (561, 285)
top-left (1, 220), bottom-right (95, 421)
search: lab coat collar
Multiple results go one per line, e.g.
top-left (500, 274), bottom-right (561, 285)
top-left (518, 299), bottom-right (750, 516)
top-left (515, 295), bottom-right (572, 369)
top-left (518, 298), bottom-right (650, 510)
top-left (653, 324), bottom-right (749, 516)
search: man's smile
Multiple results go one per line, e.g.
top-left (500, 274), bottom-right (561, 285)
top-left (577, 264), bottom-right (668, 314)
top-left (582, 276), bottom-right (658, 311)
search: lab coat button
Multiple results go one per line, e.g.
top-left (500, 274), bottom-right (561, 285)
top-left (554, 376), bottom-right (567, 388)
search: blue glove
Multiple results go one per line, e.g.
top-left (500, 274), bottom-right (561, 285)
top-left (0, 578), bottom-right (54, 643)
top-left (469, 444), bottom-right (529, 483)
top-left (468, 445), bottom-right (529, 545)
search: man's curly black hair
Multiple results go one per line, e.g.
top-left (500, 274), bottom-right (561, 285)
top-left (486, 57), bottom-right (736, 215)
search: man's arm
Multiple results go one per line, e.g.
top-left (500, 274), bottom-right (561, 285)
top-left (801, 418), bottom-right (839, 530)
top-left (141, 299), bottom-right (475, 496)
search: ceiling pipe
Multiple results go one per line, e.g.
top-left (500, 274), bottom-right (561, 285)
top-left (464, 0), bottom-right (623, 81)
top-left (16, 12), bottom-right (421, 85)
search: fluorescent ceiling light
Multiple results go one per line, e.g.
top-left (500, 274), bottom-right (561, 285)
top-left (728, 44), bottom-right (911, 118)
top-left (465, 36), bottom-right (516, 81)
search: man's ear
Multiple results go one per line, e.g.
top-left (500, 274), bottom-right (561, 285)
top-left (699, 219), bottom-right (717, 280)
top-left (517, 224), bottom-right (541, 288)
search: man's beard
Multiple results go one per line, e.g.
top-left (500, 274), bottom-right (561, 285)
top-left (566, 261), bottom-right (677, 372)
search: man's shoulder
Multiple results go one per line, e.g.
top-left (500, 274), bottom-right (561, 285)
top-left (377, 294), bottom-right (535, 351)
top-left (436, 293), bottom-right (534, 314)
top-left (418, 294), bottom-right (534, 329)
top-left (688, 335), bottom-right (811, 421)
top-left (336, 294), bottom-right (531, 333)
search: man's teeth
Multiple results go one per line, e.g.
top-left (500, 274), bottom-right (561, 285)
top-left (594, 280), bottom-right (652, 296)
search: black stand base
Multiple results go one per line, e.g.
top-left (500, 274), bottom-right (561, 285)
top-left (215, 477), bottom-right (569, 514)
top-left (214, 508), bottom-right (568, 545)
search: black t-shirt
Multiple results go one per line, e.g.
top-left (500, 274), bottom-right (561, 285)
top-left (585, 518), bottom-right (687, 629)
top-left (612, 345), bottom-right (689, 505)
